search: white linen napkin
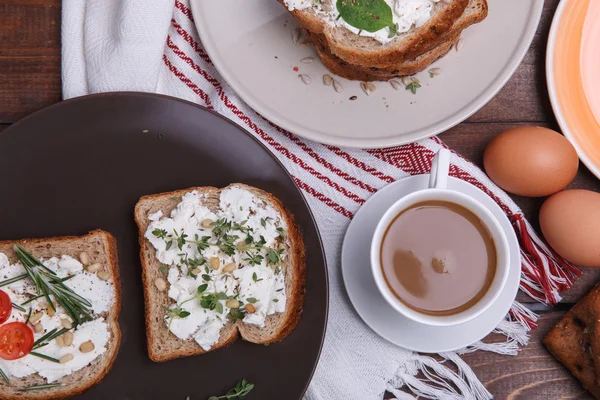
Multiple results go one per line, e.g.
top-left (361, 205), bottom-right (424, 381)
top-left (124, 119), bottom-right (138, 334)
top-left (61, 1), bottom-right (578, 399)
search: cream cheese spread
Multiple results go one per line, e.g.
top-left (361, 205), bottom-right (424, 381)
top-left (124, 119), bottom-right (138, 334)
top-left (285, 0), bottom-right (443, 44)
top-left (0, 254), bottom-right (114, 383)
top-left (145, 186), bottom-right (287, 351)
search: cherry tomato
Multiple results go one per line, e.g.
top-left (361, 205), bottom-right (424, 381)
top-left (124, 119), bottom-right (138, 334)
top-left (0, 322), bottom-right (34, 360)
top-left (0, 290), bottom-right (11, 324)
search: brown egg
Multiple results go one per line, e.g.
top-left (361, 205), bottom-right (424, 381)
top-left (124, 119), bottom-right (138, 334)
top-left (484, 126), bottom-right (578, 197)
top-left (540, 190), bottom-right (600, 267)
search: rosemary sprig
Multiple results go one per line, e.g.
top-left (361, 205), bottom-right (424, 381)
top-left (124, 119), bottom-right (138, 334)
top-left (13, 245), bottom-right (93, 325)
top-left (0, 367), bottom-right (8, 385)
top-left (21, 294), bottom-right (44, 307)
top-left (29, 351), bottom-right (60, 363)
top-left (0, 273), bottom-right (28, 288)
top-left (11, 302), bottom-right (26, 312)
top-left (32, 328), bottom-right (70, 350)
top-left (24, 307), bottom-right (32, 324)
top-left (24, 383), bottom-right (63, 391)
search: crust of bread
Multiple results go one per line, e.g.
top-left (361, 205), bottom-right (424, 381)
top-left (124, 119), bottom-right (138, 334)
top-left (0, 230), bottom-right (122, 400)
top-left (134, 184), bottom-right (306, 362)
top-left (307, 29), bottom-right (459, 81)
top-left (281, 0), bottom-right (488, 71)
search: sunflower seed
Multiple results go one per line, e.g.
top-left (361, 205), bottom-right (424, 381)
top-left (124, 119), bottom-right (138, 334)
top-left (429, 68), bottom-right (441, 76)
top-left (411, 77), bottom-right (421, 84)
top-left (299, 74), bottom-right (312, 85)
top-left (367, 82), bottom-right (376, 92)
top-left (401, 76), bottom-right (411, 86)
top-left (292, 28), bottom-right (301, 44)
top-left (390, 80), bottom-right (403, 90)
top-left (360, 82), bottom-right (370, 95)
top-left (301, 57), bottom-right (314, 63)
top-left (456, 39), bottom-right (464, 52)
top-left (333, 79), bottom-right (343, 93)
top-left (323, 74), bottom-right (334, 86)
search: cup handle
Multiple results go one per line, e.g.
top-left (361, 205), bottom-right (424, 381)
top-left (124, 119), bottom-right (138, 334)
top-left (428, 148), bottom-right (451, 189)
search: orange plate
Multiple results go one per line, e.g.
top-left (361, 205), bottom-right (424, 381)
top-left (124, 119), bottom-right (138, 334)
top-left (548, 0), bottom-right (600, 179)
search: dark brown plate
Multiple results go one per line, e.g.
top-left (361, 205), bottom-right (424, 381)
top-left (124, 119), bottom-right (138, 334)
top-left (0, 92), bottom-right (328, 400)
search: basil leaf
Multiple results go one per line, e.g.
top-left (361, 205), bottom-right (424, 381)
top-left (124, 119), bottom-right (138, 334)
top-left (336, 0), bottom-right (395, 33)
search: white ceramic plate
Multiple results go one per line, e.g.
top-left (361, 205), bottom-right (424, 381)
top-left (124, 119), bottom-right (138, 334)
top-left (547, 0), bottom-right (600, 180)
top-left (341, 175), bottom-right (521, 353)
top-left (191, 0), bottom-right (543, 148)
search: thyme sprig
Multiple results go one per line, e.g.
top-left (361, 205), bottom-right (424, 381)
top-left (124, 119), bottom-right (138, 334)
top-left (13, 245), bottom-right (93, 325)
top-left (207, 379), bottom-right (255, 400)
top-left (152, 218), bottom-right (285, 268)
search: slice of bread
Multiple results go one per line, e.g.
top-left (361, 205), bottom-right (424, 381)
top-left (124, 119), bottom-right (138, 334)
top-left (135, 184), bottom-right (306, 362)
top-left (307, 28), bottom-right (460, 81)
top-left (283, 0), bottom-right (470, 68)
top-left (0, 230), bottom-right (122, 400)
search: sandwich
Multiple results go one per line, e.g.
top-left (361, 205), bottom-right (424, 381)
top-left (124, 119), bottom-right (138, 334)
top-left (0, 230), bottom-right (121, 399)
top-left (281, 0), bottom-right (488, 81)
top-left (135, 184), bottom-right (306, 362)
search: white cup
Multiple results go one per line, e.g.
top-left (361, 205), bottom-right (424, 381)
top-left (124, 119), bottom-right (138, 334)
top-left (370, 148), bottom-right (510, 326)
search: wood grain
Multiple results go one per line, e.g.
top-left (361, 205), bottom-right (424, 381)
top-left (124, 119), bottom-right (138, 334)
top-left (0, 1), bottom-right (61, 123)
top-left (462, 312), bottom-right (594, 400)
top-left (2, 0), bottom-right (600, 398)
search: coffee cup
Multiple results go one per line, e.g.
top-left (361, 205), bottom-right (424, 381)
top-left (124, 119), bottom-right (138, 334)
top-left (370, 148), bottom-right (510, 327)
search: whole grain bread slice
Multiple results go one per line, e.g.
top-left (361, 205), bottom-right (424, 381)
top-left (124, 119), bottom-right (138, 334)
top-left (544, 284), bottom-right (600, 399)
top-left (306, 28), bottom-right (459, 81)
top-left (0, 230), bottom-right (122, 400)
top-left (283, 0), bottom-right (487, 69)
top-left (134, 184), bottom-right (306, 363)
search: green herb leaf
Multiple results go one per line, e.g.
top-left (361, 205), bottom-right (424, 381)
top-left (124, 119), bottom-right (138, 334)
top-left (246, 297), bottom-right (257, 304)
top-left (406, 81), bottom-right (421, 94)
top-left (152, 228), bottom-right (168, 239)
top-left (252, 272), bottom-right (257, 282)
top-left (198, 284), bottom-right (208, 293)
top-left (216, 292), bottom-right (229, 300)
top-left (215, 301), bottom-right (224, 314)
top-left (336, 0), bottom-right (395, 33)
top-left (159, 266), bottom-right (168, 275)
top-left (202, 274), bottom-right (212, 282)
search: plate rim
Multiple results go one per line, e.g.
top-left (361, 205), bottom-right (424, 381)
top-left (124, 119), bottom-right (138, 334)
top-left (191, 0), bottom-right (544, 149)
top-left (341, 175), bottom-right (521, 353)
top-left (546, 0), bottom-right (600, 180)
top-left (0, 91), bottom-right (330, 399)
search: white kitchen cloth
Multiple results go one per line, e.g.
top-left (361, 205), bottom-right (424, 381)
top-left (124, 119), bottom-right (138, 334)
top-left (61, 1), bottom-right (580, 399)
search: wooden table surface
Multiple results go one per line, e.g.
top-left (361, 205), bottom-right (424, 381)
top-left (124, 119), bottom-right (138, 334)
top-left (1, 1), bottom-right (598, 399)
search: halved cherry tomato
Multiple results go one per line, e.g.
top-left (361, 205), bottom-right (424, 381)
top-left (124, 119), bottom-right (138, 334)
top-left (0, 322), bottom-right (34, 360)
top-left (0, 290), bottom-right (11, 324)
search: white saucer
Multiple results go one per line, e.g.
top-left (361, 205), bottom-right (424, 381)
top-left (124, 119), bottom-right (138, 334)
top-left (341, 175), bottom-right (521, 353)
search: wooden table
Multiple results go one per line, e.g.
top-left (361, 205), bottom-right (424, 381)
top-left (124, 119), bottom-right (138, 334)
top-left (1, 1), bottom-right (598, 399)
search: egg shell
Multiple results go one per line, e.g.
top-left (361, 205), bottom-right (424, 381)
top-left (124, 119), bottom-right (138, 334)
top-left (540, 189), bottom-right (600, 267)
top-left (483, 126), bottom-right (578, 197)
